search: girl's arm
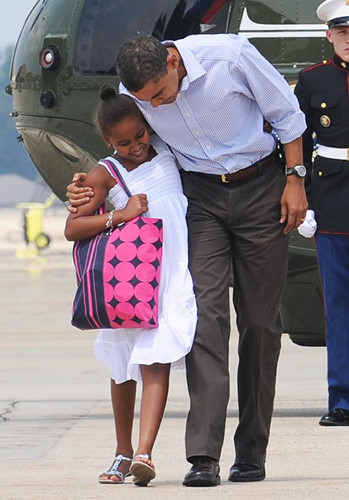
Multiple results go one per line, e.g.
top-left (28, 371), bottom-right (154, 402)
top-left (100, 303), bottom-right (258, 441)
top-left (64, 165), bottom-right (148, 241)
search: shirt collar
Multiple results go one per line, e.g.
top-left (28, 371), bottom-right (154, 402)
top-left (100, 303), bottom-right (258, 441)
top-left (162, 39), bottom-right (206, 92)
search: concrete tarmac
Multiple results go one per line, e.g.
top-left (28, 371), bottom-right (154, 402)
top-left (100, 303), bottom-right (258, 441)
top-left (1, 207), bottom-right (349, 500)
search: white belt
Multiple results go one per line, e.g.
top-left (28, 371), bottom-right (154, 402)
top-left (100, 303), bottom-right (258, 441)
top-left (317, 144), bottom-right (349, 161)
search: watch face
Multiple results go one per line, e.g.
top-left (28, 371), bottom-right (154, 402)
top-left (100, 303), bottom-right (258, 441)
top-left (295, 165), bottom-right (306, 177)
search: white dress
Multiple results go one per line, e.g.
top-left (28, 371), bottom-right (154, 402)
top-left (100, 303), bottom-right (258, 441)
top-left (94, 135), bottom-right (197, 383)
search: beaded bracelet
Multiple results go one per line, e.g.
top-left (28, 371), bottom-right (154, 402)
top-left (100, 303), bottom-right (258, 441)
top-left (105, 210), bottom-right (115, 233)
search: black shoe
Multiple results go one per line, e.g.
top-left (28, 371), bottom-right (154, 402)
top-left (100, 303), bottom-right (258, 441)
top-left (319, 408), bottom-right (349, 426)
top-left (228, 462), bottom-right (265, 482)
top-left (182, 457), bottom-right (220, 487)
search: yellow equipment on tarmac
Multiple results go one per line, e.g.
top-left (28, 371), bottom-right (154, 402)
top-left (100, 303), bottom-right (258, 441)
top-left (16, 193), bottom-right (56, 255)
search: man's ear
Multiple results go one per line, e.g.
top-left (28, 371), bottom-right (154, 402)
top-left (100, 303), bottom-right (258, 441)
top-left (167, 52), bottom-right (179, 69)
top-left (326, 28), bottom-right (333, 44)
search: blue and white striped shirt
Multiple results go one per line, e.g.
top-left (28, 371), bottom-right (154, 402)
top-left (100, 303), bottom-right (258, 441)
top-left (120, 34), bottom-right (306, 175)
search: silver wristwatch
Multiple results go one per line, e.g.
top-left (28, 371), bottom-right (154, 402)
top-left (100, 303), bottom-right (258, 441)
top-left (286, 165), bottom-right (306, 178)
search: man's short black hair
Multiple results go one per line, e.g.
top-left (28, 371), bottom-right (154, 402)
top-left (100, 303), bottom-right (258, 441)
top-left (115, 36), bottom-right (169, 92)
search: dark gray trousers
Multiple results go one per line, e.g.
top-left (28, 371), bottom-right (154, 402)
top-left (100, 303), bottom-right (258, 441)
top-left (181, 159), bottom-right (289, 467)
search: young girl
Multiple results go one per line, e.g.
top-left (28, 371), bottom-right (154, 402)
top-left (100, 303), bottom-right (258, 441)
top-left (65, 85), bottom-right (197, 486)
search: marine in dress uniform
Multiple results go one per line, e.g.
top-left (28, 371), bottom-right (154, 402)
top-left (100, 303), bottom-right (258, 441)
top-left (294, 0), bottom-right (349, 426)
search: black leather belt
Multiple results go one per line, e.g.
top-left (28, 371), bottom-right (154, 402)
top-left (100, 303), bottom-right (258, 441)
top-left (195, 150), bottom-right (281, 184)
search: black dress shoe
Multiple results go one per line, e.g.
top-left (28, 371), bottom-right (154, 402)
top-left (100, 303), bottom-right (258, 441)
top-left (319, 408), bottom-right (349, 426)
top-left (183, 457), bottom-right (220, 487)
top-left (228, 462), bottom-right (265, 482)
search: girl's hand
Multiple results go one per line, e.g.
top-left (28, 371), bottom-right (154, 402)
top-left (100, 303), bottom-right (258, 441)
top-left (120, 194), bottom-right (148, 221)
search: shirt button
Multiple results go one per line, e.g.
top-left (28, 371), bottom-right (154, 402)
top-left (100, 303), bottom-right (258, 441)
top-left (195, 131), bottom-right (200, 136)
top-left (207, 145), bottom-right (211, 150)
top-left (185, 112), bottom-right (191, 117)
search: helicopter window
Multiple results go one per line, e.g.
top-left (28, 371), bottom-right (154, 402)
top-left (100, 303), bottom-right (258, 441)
top-left (240, 0), bottom-right (321, 24)
top-left (46, 135), bottom-right (80, 162)
top-left (74, 0), bottom-right (233, 75)
top-left (228, 1), bottom-right (330, 82)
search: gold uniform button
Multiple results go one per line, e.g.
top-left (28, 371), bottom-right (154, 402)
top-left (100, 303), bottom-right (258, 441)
top-left (319, 171), bottom-right (323, 176)
top-left (322, 59), bottom-right (328, 64)
top-left (321, 102), bottom-right (327, 108)
top-left (341, 61), bottom-right (347, 69)
top-left (320, 115), bottom-right (331, 127)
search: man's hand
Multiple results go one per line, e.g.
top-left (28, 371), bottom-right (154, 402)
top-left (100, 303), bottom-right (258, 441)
top-left (280, 137), bottom-right (307, 233)
top-left (280, 177), bottom-right (308, 234)
top-left (66, 173), bottom-right (94, 213)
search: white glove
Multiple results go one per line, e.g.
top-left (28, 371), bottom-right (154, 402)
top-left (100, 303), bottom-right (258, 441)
top-left (297, 210), bottom-right (317, 238)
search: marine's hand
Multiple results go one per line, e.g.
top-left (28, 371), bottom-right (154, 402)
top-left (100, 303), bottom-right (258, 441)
top-left (66, 173), bottom-right (94, 213)
top-left (280, 177), bottom-right (307, 234)
top-left (298, 210), bottom-right (317, 238)
top-left (263, 120), bottom-right (273, 133)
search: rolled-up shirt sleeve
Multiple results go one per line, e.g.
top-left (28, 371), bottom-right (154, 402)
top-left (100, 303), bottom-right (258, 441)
top-left (236, 37), bottom-right (306, 144)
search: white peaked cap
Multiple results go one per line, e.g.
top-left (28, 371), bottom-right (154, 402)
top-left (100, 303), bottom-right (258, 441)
top-left (317, 0), bottom-right (349, 27)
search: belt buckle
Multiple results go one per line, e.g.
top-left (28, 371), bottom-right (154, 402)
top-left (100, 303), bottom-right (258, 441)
top-left (221, 174), bottom-right (229, 183)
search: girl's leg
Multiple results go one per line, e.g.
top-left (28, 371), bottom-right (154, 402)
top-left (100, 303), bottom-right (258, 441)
top-left (99, 379), bottom-right (137, 483)
top-left (135, 363), bottom-right (170, 457)
top-left (130, 364), bottom-right (170, 486)
top-left (111, 378), bottom-right (137, 457)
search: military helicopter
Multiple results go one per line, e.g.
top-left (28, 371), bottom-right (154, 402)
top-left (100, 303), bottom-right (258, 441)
top-left (6, 0), bottom-right (331, 346)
